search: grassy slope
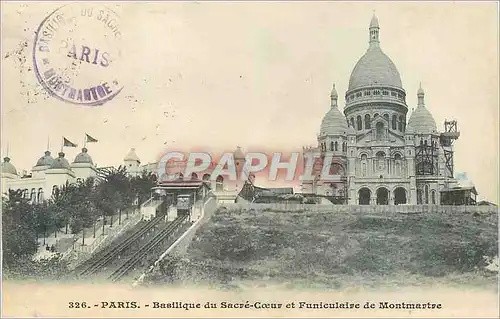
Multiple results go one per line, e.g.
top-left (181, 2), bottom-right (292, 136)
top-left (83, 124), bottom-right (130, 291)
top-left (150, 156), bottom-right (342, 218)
top-left (149, 208), bottom-right (498, 290)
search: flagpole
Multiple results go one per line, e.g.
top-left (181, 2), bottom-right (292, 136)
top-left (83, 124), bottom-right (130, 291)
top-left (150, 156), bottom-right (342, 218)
top-left (47, 136), bottom-right (50, 151)
top-left (83, 133), bottom-right (87, 149)
top-left (61, 137), bottom-right (64, 153)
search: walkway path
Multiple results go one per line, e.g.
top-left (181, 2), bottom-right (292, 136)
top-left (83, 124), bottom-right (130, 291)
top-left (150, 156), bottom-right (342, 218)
top-left (33, 209), bottom-right (141, 262)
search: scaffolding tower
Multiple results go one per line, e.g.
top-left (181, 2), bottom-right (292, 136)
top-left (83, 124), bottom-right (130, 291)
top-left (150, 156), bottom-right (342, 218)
top-left (415, 138), bottom-right (439, 175)
top-left (439, 120), bottom-right (460, 178)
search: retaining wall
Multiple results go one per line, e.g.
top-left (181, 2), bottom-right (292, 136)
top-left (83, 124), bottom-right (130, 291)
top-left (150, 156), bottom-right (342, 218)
top-left (221, 202), bottom-right (498, 214)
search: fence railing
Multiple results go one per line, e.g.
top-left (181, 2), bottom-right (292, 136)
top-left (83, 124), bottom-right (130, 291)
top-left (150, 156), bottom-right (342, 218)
top-left (220, 202), bottom-right (498, 214)
top-left (63, 210), bottom-right (141, 263)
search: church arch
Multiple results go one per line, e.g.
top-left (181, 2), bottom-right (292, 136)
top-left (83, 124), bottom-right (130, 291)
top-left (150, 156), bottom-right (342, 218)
top-left (358, 187), bottom-right (371, 205)
top-left (376, 187), bottom-right (389, 205)
top-left (431, 190), bottom-right (436, 204)
top-left (393, 187), bottom-right (407, 205)
top-left (356, 116), bottom-right (363, 130)
top-left (350, 117), bottom-right (355, 128)
top-left (364, 114), bottom-right (371, 129)
top-left (383, 113), bottom-right (389, 123)
top-left (334, 141), bottom-right (338, 151)
top-left (329, 162), bottom-right (345, 175)
top-left (392, 114), bottom-right (397, 130)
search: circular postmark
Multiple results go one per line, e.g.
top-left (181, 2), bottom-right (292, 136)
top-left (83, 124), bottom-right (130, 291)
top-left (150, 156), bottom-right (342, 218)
top-left (33, 4), bottom-right (124, 106)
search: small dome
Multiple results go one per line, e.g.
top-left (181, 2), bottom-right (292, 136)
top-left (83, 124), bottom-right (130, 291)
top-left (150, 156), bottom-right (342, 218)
top-left (50, 152), bottom-right (71, 169)
top-left (74, 148), bottom-right (93, 164)
top-left (234, 147), bottom-right (245, 160)
top-left (408, 106), bottom-right (437, 134)
top-left (35, 151), bottom-right (55, 167)
top-left (1, 157), bottom-right (17, 175)
top-left (348, 46), bottom-right (403, 91)
top-left (124, 148), bottom-right (140, 163)
top-left (320, 107), bottom-right (349, 136)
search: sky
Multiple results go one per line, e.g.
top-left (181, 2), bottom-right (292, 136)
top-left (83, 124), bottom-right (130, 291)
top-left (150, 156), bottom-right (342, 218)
top-left (1, 1), bottom-right (498, 202)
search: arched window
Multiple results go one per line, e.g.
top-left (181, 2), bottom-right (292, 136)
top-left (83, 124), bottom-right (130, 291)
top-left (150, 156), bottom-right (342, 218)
top-left (376, 151), bottom-right (386, 159)
top-left (431, 190), bottom-right (436, 204)
top-left (23, 189), bottom-right (29, 198)
top-left (350, 118), bottom-right (355, 128)
top-left (399, 116), bottom-right (403, 131)
top-left (394, 153), bottom-right (402, 161)
top-left (334, 141), bottom-right (338, 151)
top-left (356, 116), bottom-right (362, 130)
top-left (376, 122), bottom-right (385, 140)
top-left (424, 185), bottom-right (429, 204)
top-left (191, 173), bottom-right (198, 180)
top-left (383, 114), bottom-right (389, 123)
top-left (361, 154), bottom-right (368, 177)
top-left (374, 113), bottom-right (379, 119)
top-left (342, 142), bottom-right (347, 152)
top-left (216, 175), bottom-right (224, 192)
top-left (37, 188), bottom-right (44, 202)
top-left (365, 114), bottom-right (371, 129)
top-left (30, 188), bottom-right (36, 203)
top-left (392, 115), bottom-right (397, 130)
top-left (330, 141), bottom-right (334, 151)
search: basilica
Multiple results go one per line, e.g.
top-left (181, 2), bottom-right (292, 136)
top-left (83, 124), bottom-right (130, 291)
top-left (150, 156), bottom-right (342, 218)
top-left (2, 14), bottom-right (477, 206)
top-left (301, 14), bottom-right (472, 205)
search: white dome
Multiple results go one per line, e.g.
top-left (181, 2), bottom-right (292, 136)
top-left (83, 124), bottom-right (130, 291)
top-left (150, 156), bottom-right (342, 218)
top-left (1, 157), bottom-right (17, 175)
top-left (35, 151), bottom-right (55, 167)
top-left (320, 107), bottom-right (349, 136)
top-left (50, 152), bottom-right (71, 169)
top-left (124, 148), bottom-right (140, 163)
top-left (408, 106), bottom-right (437, 134)
top-left (348, 14), bottom-right (403, 91)
top-left (74, 148), bottom-right (93, 164)
top-left (348, 46), bottom-right (403, 91)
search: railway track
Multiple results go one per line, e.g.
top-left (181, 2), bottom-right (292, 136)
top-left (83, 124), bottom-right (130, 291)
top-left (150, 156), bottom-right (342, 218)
top-left (108, 215), bottom-right (189, 282)
top-left (74, 214), bottom-right (164, 278)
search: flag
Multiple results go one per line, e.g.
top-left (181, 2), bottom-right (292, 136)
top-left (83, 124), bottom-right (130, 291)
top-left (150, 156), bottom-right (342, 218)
top-left (63, 137), bottom-right (78, 148)
top-left (85, 134), bottom-right (98, 143)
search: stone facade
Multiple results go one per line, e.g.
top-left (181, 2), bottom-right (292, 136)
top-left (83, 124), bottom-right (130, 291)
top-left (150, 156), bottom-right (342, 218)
top-left (301, 15), bottom-right (461, 205)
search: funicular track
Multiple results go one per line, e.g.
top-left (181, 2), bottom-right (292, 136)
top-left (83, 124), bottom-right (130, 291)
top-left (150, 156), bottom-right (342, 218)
top-left (74, 214), bottom-right (165, 278)
top-left (108, 215), bottom-right (190, 282)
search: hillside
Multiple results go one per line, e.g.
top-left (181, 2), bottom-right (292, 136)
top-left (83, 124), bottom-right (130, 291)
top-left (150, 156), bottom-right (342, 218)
top-left (146, 207), bottom-right (498, 291)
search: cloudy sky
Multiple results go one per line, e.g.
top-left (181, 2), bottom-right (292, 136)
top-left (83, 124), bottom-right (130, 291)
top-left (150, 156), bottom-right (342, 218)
top-left (1, 1), bottom-right (498, 202)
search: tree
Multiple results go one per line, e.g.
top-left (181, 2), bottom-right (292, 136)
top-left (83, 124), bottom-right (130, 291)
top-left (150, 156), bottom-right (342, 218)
top-left (95, 166), bottom-right (134, 227)
top-left (2, 189), bottom-right (38, 267)
top-left (131, 170), bottom-right (157, 208)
